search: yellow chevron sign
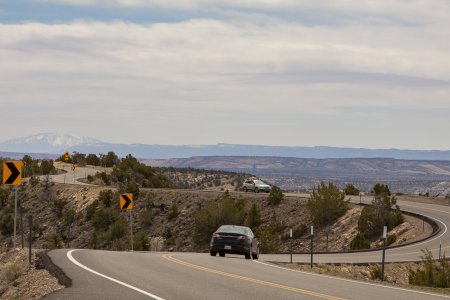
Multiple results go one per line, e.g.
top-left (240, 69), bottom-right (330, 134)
top-left (120, 194), bottom-right (133, 210)
top-left (2, 161), bottom-right (22, 185)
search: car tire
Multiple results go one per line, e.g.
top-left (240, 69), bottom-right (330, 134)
top-left (219, 252), bottom-right (225, 257)
top-left (243, 187), bottom-right (248, 192)
top-left (210, 251), bottom-right (217, 256)
top-left (252, 247), bottom-right (259, 260)
top-left (254, 188), bottom-right (259, 193)
top-left (245, 248), bottom-right (251, 260)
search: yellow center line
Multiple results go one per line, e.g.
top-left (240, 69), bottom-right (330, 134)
top-left (162, 254), bottom-right (347, 300)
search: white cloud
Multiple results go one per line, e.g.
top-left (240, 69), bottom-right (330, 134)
top-left (0, 14), bottom-right (449, 148)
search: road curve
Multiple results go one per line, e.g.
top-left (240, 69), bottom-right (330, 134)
top-left (46, 249), bottom-right (449, 300)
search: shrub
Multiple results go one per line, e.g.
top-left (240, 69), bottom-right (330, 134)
top-left (293, 223), bottom-right (308, 238)
top-left (134, 231), bottom-right (150, 251)
top-left (256, 227), bottom-right (280, 254)
top-left (268, 186), bottom-right (284, 205)
top-left (387, 234), bottom-right (397, 246)
top-left (350, 233), bottom-right (371, 250)
top-left (92, 207), bottom-right (120, 231)
top-left (44, 233), bottom-right (63, 249)
top-left (85, 200), bottom-right (99, 221)
top-left (193, 192), bottom-right (245, 245)
top-left (370, 265), bottom-right (384, 280)
top-left (167, 203), bottom-right (180, 221)
top-left (98, 190), bottom-right (114, 208)
top-left (0, 211), bottom-right (14, 236)
top-left (53, 198), bottom-right (67, 218)
top-left (63, 208), bottom-right (77, 227)
top-left (110, 218), bottom-right (128, 240)
top-left (409, 249), bottom-right (450, 288)
top-left (357, 206), bottom-right (380, 238)
top-left (344, 184), bottom-right (360, 196)
top-left (308, 182), bottom-right (349, 226)
top-left (389, 205), bottom-right (404, 228)
top-left (244, 203), bottom-right (261, 231)
top-left (4, 263), bottom-right (23, 283)
top-left (372, 183), bottom-right (391, 196)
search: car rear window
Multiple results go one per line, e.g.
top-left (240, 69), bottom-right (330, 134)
top-left (217, 225), bottom-right (247, 235)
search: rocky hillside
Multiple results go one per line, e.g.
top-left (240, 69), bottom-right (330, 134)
top-left (0, 181), bottom-right (430, 254)
top-left (156, 167), bottom-right (252, 191)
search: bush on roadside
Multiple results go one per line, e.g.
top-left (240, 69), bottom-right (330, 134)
top-left (350, 233), bottom-right (371, 250)
top-left (409, 249), bottom-right (450, 288)
top-left (193, 191), bottom-right (245, 245)
top-left (344, 184), bottom-right (360, 196)
top-left (387, 234), bottom-right (397, 246)
top-left (308, 182), bottom-right (349, 226)
top-left (244, 203), bottom-right (261, 231)
top-left (268, 186), bottom-right (284, 205)
top-left (370, 265), bottom-right (383, 280)
top-left (4, 263), bottom-right (24, 283)
top-left (133, 231), bottom-right (150, 251)
top-left (44, 232), bottom-right (63, 249)
top-left (167, 203), bottom-right (180, 221)
top-left (255, 227), bottom-right (280, 254)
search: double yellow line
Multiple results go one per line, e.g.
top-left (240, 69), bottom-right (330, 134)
top-left (162, 254), bottom-right (347, 300)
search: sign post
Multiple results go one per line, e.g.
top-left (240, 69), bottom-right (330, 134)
top-left (64, 152), bottom-right (70, 162)
top-left (72, 164), bottom-right (77, 183)
top-left (2, 161), bottom-right (23, 249)
top-left (310, 225), bottom-right (314, 268)
top-left (381, 226), bottom-right (387, 281)
top-left (28, 215), bottom-right (32, 265)
top-left (120, 194), bottom-right (134, 251)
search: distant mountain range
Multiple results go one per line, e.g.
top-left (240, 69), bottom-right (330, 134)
top-left (1, 133), bottom-right (450, 160)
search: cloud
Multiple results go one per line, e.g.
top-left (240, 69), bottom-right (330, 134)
top-left (0, 14), bottom-right (449, 148)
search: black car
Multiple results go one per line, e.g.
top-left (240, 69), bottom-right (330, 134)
top-left (210, 225), bottom-right (259, 259)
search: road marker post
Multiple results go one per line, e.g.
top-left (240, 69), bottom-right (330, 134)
top-left (120, 194), bottom-right (134, 251)
top-left (289, 228), bottom-right (293, 264)
top-left (381, 226), bottom-right (387, 281)
top-left (310, 226), bottom-right (314, 268)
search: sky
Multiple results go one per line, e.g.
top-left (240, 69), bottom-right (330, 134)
top-left (1, 0), bottom-right (449, 150)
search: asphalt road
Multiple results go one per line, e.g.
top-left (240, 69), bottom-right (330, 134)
top-left (40, 164), bottom-right (99, 185)
top-left (47, 249), bottom-right (449, 300)
top-left (43, 168), bottom-right (450, 298)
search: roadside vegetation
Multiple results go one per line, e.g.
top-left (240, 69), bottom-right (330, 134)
top-left (350, 183), bottom-right (404, 250)
top-left (307, 182), bottom-right (349, 226)
top-left (409, 249), bottom-right (450, 288)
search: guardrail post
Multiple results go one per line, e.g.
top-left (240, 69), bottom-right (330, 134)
top-left (381, 226), bottom-right (387, 281)
top-left (310, 226), bottom-right (314, 268)
top-left (289, 228), bottom-right (292, 264)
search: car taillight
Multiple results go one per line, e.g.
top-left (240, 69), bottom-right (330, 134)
top-left (213, 233), bottom-right (222, 239)
top-left (237, 235), bottom-right (249, 240)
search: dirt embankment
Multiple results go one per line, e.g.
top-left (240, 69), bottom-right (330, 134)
top-left (1, 182), bottom-right (433, 254)
top-left (0, 249), bottom-right (63, 299)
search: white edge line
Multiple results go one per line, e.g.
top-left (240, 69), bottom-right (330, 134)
top-left (389, 212), bottom-right (447, 250)
top-left (67, 249), bottom-right (165, 300)
top-left (253, 260), bottom-right (450, 299)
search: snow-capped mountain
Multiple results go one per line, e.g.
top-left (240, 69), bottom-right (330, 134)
top-left (0, 133), bottom-right (103, 153)
top-left (1, 133), bottom-right (450, 160)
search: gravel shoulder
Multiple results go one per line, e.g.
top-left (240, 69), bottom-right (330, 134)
top-left (0, 249), bottom-right (64, 299)
top-left (274, 262), bottom-right (450, 296)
